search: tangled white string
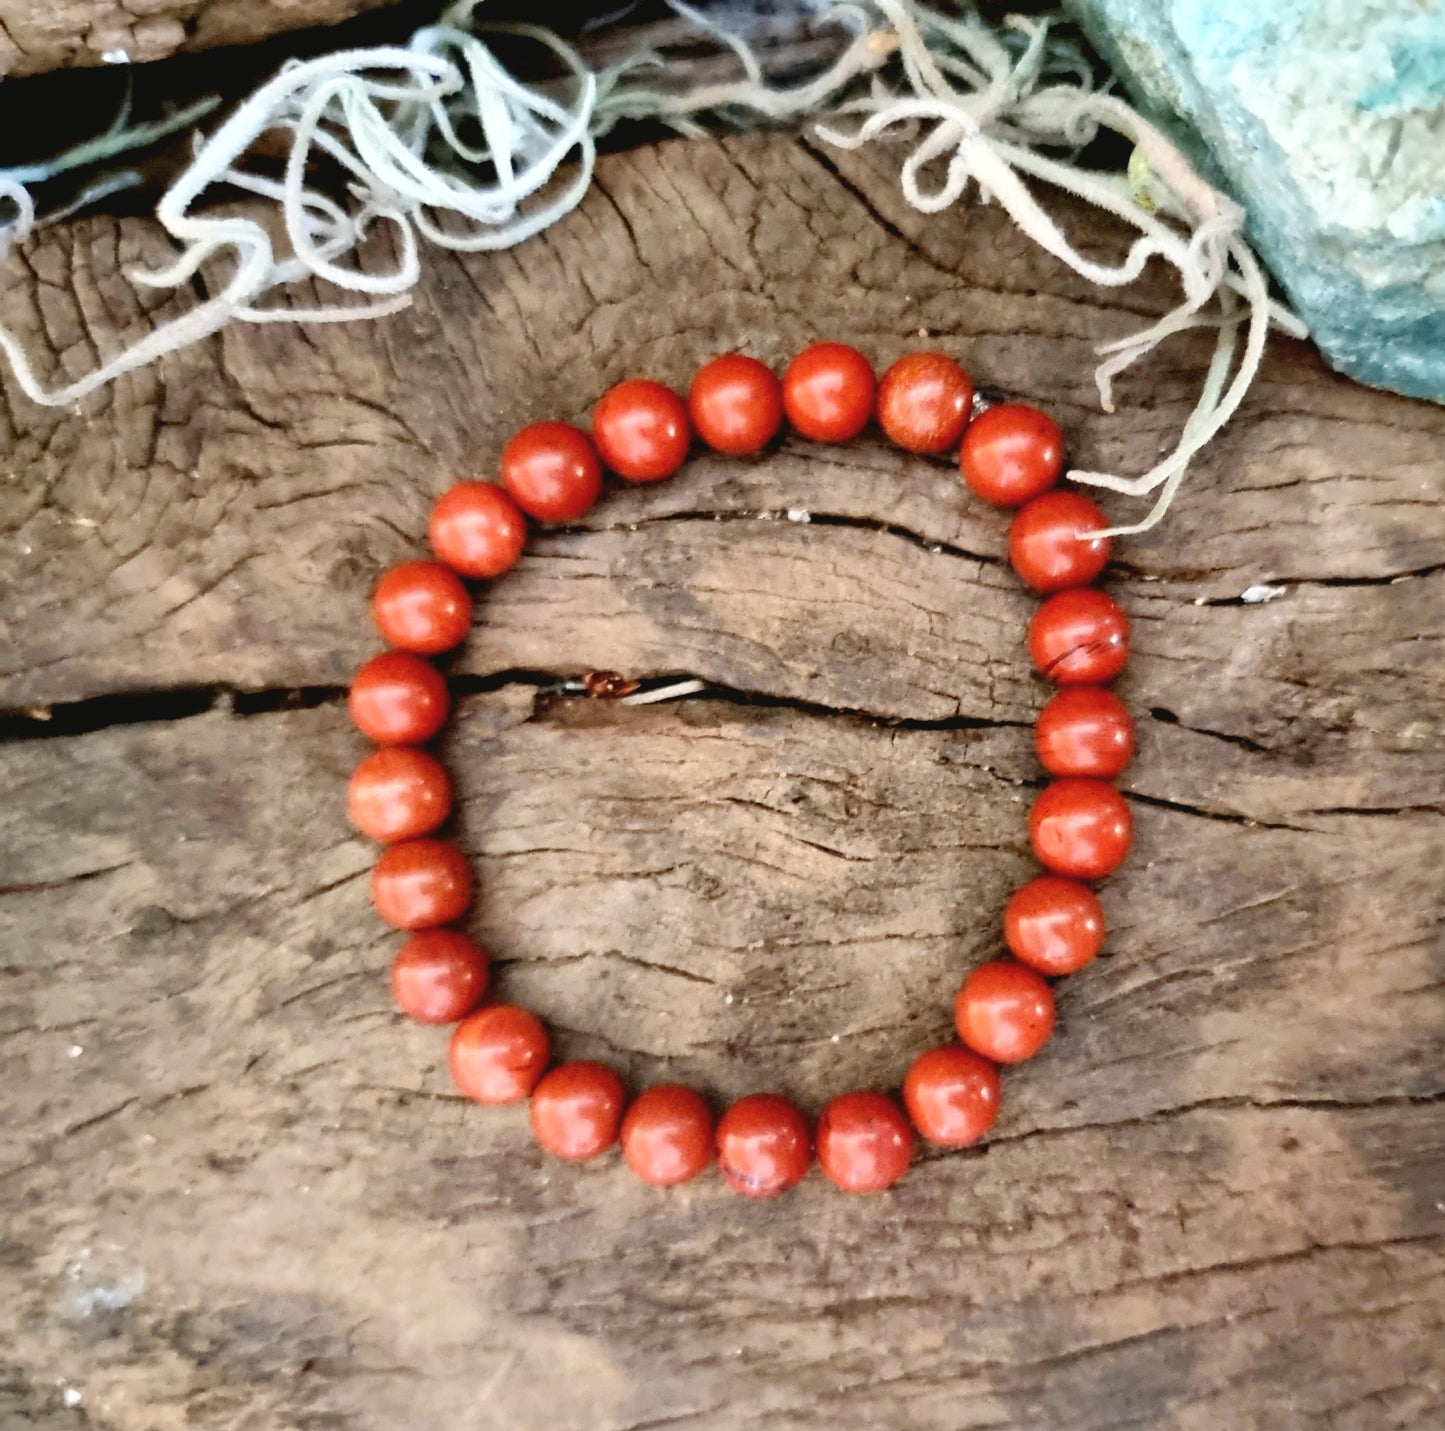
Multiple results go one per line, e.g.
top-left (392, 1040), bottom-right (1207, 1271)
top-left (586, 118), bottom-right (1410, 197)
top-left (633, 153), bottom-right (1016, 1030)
top-left (0, 0), bottom-right (1304, 532)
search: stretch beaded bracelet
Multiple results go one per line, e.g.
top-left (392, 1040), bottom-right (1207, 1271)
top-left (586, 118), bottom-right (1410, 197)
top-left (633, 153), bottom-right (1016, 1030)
top-left (346, 344), bottom-right (1134, 1196)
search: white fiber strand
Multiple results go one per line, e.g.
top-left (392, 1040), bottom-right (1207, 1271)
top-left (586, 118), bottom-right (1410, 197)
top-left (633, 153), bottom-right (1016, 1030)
top-left (0, 0), bottom-right (1298, 531)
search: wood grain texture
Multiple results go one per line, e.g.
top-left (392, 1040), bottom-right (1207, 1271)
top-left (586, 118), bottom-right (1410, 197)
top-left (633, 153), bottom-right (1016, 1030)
top-left (0, 0), bottom-right (401, 76)
top-left (0, 129), bottom-right (1442, 1428)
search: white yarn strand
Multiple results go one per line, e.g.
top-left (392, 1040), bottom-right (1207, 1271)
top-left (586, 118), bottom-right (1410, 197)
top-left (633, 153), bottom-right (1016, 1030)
top-left (0, 0), bottom-right (1301, 531)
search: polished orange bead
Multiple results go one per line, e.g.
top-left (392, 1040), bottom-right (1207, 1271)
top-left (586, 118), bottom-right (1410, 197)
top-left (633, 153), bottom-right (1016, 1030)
top-left (875, 351), bottom-right (974, 454)
top-left (530, 1061), bottom-right (628, 1161)
top-left (372, 561), bottom-right (472, 654)
top-left (1028, 588), bottom-right (1129, 685)
top-left (815, 1091), bottom-right (914, 1193)
top-left (716, 1094), bottom-right (811, 1197)
top-left (390, 929), bottom-right (489, 1023)
top-left (371, 838), bottom-right (473, 930)
top-left (902, 1045), bottom-right (1000, 1146)
top-left (621, 1084), bottom-right (715, 1187)
top-left (501, 421), bottom-right (603, 522)
top-left (349, 651), bottom-right (449, 745)
top-left (1030, 778), bottom-right (1133, 880)
top-left (429, 481), bottom-right (528, 579)
top-left (1036, 686), bottom-right (1134, 778)
top-left (781, 343), bottom-right (875, 443)
top-left (449, 1004), bottom-right (550, 1104)
top-left (688, 354), bottom-right (783, 455)
top-left (592, 379), bottom-right (691, 482)
top-left (955, 960), bottom-right (1055, 1064)
top-left (960, 403), bottom-right (1063, 506)
top-left (1004, 875), bottom-right (1105, 976)
top-left (1008, 490), bottom-right (1111, 592)
top-left (347, 746), bottom-right (452, 843)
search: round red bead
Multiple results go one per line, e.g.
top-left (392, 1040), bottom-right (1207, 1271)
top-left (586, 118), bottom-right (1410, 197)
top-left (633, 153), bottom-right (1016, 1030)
top-left (781, 343), bottom-right (875, 443)
top-left (390, 929), bottom-right (489, 1023)
top-left (875, 352), bottom-right (974, 454)
top-left (371, 838), bottom-right (473, 930)
top-left (530, 1061), bottom-right (627, 1161)
top-left (960, 402), bottom-right (1063, 506)
top-left (450, 1005), bottom-right (550, 1104)
top-left (815, 1091), bottom-right (914, 1193)
top-left (1029, 588), bottom-right (1130, 685)
top-left (501, 421), bottom-right (603, 523)
top-left (429, 481), bottom-right (528, 579)
top-left (1009, 490), bottom-right (1111, 592)
top-left (1036, 686), bottom-right (1134, 778)
top-left (621, 1084), bottom-right (715, 1187)
top-left (592, 379), bottom-right (690, 482)
top-left (688, 354), bottom-right (782, 455)
top-left (1030, 778), bottom-right (1133, 880)
top-left (349, 651), bottom-right (449, 746)
top-left (1004, 875), bottom-right (1106, 976)
top-left (902, 1045), bottom-right (1000, 1146)
top-left (372, 561), bottom-right (472, 654)
top-left (955, 960), bottom-right (1056, 1064)
top-left (716, 1094), bottom-right (811, 1198)
top-left (347, 746), bottom-right (452, 843)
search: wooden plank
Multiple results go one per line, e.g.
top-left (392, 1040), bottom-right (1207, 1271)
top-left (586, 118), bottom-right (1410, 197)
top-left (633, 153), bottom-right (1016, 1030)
top-left (1, 700), bottom-right (1441, 1429)
top-left (0, 126), bottom-right (1442, 1427)
top-left (0, 0), bottom-right (401, 76)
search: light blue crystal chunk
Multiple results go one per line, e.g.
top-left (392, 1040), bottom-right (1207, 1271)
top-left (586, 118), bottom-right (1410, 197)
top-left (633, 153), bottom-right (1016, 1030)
top-left (1065, 0), bottom-right (1445, 401)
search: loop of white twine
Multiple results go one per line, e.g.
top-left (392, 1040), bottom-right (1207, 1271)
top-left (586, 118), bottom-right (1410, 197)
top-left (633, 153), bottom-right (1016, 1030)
top-left (0, 0), bottom-right (1305, 533)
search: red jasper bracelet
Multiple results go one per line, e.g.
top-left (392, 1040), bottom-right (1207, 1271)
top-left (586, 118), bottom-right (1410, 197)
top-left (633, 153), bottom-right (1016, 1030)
top-left (347, 344), bottom-right (1133, 1197)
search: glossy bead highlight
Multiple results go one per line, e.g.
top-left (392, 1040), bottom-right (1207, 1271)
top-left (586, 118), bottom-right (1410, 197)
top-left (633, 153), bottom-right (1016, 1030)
top-left (1008, 490), bottom-right (1111, 592)
top-left (372, 561), bottom-right (473, 654)
top-left (429, 481), bottom-right (528, 579)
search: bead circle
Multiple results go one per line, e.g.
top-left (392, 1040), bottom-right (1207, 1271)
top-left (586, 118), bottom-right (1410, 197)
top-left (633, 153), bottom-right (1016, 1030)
top-left (351, 346), bottom-right (1139, 1197)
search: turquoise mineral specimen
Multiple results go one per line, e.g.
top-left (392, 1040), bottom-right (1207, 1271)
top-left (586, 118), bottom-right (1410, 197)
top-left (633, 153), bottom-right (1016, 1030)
top-left (1065, 0), bottom-right (1445, 402)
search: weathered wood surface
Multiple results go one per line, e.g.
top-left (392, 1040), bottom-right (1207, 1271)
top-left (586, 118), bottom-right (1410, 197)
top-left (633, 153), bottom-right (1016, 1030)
top-left (1, 130), bottom-right (1442, 1429)
top-left (0, 0), bottom-right (402, 76)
